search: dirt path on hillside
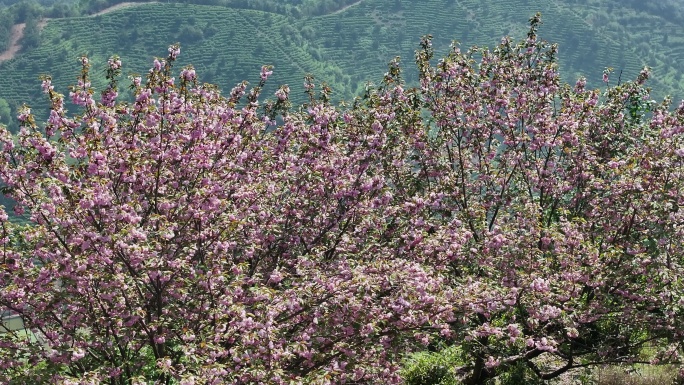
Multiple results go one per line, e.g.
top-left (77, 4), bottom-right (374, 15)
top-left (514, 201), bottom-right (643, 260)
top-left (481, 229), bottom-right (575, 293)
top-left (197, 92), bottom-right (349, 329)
top-left (0, 23), bottom-right (26, 62)
top-left (0, 2), bottom-right (156, 63)
top-left (326, 0), bottom-right (363, 16)
top-left (90, 2), bottom-right (157, 16)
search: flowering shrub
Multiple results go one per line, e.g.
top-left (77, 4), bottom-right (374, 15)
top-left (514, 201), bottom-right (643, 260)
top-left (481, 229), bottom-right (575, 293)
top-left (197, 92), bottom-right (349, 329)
top-left (1, 14), bottom-right (684, 384)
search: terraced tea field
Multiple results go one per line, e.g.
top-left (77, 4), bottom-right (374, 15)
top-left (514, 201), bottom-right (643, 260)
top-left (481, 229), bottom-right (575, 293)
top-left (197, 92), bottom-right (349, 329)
top-left (0, 3), bottom-right (344, 126)
top-left (0, 0), bottom-right (683, 130)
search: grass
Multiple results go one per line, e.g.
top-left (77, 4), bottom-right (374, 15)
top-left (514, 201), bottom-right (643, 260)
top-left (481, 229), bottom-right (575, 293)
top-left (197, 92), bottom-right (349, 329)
top-left (594, 364), bottom-right (678, 385)
top-left (398, 342), bottom-right (681, 385)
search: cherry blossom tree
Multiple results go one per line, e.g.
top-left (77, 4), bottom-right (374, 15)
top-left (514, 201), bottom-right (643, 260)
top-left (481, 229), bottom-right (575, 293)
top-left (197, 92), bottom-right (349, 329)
top-left (404, 15), bottom-right (684, 384)
top-left (1, 13), bottom-right (684, 385)
top-left (0, 42), bottom-right (455, 385)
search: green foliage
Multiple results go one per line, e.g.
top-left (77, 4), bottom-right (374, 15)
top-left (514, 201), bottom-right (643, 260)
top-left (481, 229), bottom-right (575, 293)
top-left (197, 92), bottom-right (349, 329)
top-left (0, 98), bottom-right (10, 126)
top-left (401, 346), bottom-right (463, 385)
top-left (0, 11), bottom-right (15, 52)
top-left (494, 362), bottom-right (545, 385)
top-left (19, 15), bottom-right (40, 50)
top-left (176, 23), bottom-right (204, 44)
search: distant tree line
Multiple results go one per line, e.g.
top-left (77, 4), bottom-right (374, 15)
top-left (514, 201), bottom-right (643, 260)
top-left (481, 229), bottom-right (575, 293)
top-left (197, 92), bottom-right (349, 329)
top-left (619, 0), bottom-right (684, 25)
top-left (0, 0), bottom-right (81, 52)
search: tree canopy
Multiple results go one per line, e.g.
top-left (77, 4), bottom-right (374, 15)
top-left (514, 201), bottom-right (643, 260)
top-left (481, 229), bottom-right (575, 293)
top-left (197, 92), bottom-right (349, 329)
top-left (1, 14), bottom-right (684, 384)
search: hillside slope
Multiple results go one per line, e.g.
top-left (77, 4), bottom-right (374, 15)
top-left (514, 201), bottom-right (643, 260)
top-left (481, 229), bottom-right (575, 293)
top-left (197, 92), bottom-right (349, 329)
top-left (0, 0), bottom-right (681, 130)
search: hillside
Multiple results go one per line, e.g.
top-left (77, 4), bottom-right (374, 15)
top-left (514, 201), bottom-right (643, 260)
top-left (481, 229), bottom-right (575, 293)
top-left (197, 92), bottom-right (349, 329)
top-left (0, 0), bottom-right (682, 131)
